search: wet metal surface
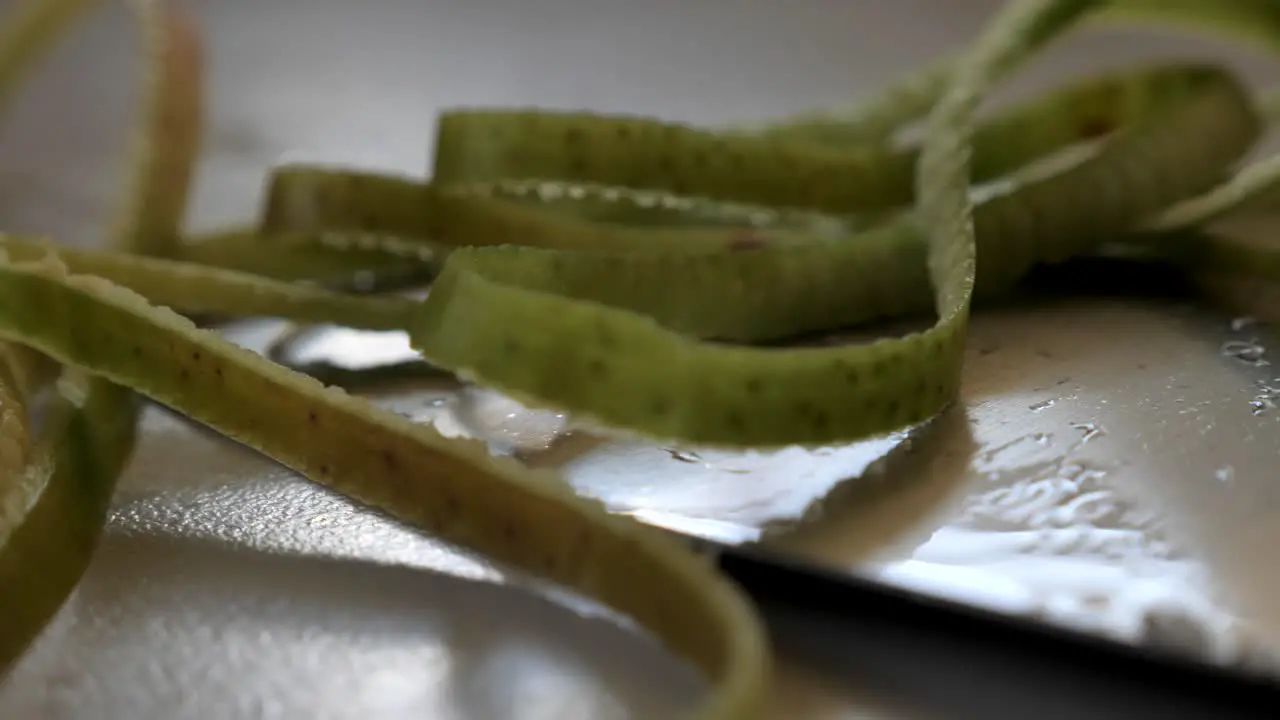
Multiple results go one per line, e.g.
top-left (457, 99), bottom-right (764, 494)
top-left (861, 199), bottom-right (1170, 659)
top-left (1, 0), bottom-right (1279, 717)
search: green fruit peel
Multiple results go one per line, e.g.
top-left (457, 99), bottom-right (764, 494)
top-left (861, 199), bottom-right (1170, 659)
top-left (5, 1), bottom-right (1280, 718)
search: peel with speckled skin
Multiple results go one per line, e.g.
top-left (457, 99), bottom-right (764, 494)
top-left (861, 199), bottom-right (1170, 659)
top-left (9, 1), bottom-right (1280, 719)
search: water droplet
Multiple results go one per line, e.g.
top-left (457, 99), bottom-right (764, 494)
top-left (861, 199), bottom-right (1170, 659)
top-left (1231, 316), bottom-right (1258, 332)
top-left (1070, 422), bottom-right (1104, 443)
top-left (1029, 399), bottom-right (1057, 413)
top-left (449, 388), bottom-right (569, 453)
top-left (1221, 339), bottom-right (1269, 366)
top-left (1214, 466), bottom-right (1234, 483)
top-left (666, 449), bottom-right (702, 464)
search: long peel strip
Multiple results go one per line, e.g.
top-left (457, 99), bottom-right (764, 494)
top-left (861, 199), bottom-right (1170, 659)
top-left (0, 2), bottom-right (774, 717)
top-left (6, 1), bottom-right (1280, 718)
top-left (0, 254), bottom-right (769, 719)
top-left (0, 0), bottom-right (201, 672)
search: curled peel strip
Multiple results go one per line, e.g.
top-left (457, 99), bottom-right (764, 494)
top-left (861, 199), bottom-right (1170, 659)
top-left (0, 0), bottom-right (195, 673)
top-left (0, 250), bottom-right (772, 718)
top-left (412, 64), bottom-right (1252, 448)
top-left (745, 0), bottom-right (1280, 146)
top-left (0, 2), bottom-right (774, 717)
top-left (5, 1), bottom-right (1280, 718)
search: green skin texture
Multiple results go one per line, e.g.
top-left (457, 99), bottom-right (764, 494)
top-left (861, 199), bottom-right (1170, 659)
top-left (264, 64), bottom-right (1259, 447)
top-left (175, 228), bottom-right (437, 292)
top-left (0, 376), bottom-right (140, 672)
top-left (0, 238), bottom-right (421, 332)
top-left (0, 257), bottom-right (771, 718)
top-left (0, 0), bottom-right (198, 673)
top-left (0, 3), bottom-right (774, 718)
top-left (7, 1), bottom-right (1280, 720)
top-left (747, 0), bottom-right (1280, 146)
